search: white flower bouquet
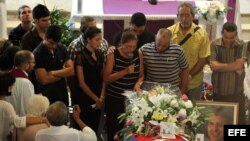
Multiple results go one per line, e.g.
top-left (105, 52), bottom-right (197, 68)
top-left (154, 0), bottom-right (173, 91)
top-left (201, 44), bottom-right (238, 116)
top-left (195, 1), bottom-right (230, 23)
top-left (116, 84), bottom-right (209, 141)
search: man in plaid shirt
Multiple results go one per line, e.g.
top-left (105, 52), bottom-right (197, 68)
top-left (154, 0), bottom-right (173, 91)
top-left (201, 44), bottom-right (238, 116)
top-left (67, 16), bottom-right (109, 61)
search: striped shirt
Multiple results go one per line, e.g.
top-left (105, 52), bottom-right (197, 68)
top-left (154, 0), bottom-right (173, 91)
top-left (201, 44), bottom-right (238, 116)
top-left (210, 38), bottom-right (248, 95)
top-left (106, 49), bottom-right (140, 98)
top-left (140, 42), bottom-right (188, 87)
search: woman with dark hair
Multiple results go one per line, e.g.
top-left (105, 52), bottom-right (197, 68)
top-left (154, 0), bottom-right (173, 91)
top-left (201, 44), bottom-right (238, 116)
top-left (0, 71), bottom-right (47, 141)
top-left (0, 39), bottom-right (13, 54)
top-left (0, 46), bottom-right (20, 71)
top-left (104, 30), bottom-right (144, 141)
top-left (74, 27), bottom-right (105, 135)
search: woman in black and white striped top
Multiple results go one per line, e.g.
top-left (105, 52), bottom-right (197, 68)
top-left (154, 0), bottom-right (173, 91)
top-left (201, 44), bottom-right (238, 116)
top-left (103, 31), bottom-right (144, 141)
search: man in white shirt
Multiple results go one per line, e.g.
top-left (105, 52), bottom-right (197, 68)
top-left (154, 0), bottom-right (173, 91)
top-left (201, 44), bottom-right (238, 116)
top-left (5, 50), bottom-right (35, 116)
top-left (35, 101), bottom-right (97, 141)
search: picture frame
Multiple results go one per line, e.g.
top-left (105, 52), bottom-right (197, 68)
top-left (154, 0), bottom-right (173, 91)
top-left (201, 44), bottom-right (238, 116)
top-left (195, 101), bottom-right (239, 141)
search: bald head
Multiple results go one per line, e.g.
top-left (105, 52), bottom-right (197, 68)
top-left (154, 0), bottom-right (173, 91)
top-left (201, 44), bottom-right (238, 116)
top-left (155, 28), bottom-right (172, 52)
top-left (156, 28), bottom-right (172, 38)
top-left (14, 50), bottom-right (34, 68)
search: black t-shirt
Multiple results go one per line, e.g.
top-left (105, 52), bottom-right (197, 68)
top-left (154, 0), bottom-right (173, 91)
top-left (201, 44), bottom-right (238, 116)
top-left (33, 42), bottom-right (69, 105)
top-left (21, 27), bottom-right (42, 51)
top-left (74, 47), bottom-right (104, 106)
top-left (8, 24), bottom-right (33, 46)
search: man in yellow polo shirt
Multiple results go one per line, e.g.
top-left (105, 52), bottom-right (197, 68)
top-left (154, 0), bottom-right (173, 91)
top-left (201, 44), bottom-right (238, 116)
top-left (168, 2), bottom-right (210, 100)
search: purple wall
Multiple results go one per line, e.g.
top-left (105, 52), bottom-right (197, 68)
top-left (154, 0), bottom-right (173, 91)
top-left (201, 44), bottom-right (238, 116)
top-left (227, 0), bottom-right (236, 22)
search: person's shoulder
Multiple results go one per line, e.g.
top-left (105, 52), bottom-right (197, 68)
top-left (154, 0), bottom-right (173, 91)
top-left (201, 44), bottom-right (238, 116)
top-left (22, 30), bottom-right (35, 42)
top-left (233, 38), bottom-right (247, 48)
top-left (141, 42), bottom-right (155, 50)
top-left (57, 43), bottom-right (68, 52)
top-left (169, 43), bottom-right (184, 51)
top-left (194, 25), bottom-right (207, 35)
top-left (35, 127), bottom-right (50, 135)
top-left (170, 43), bottom-right (182, 48)
top-left (210, 38), bottom-right (222, 47)
top-left (167, 23), bottom-right (178, 31)
top-left (16, 77), bottom-right (33, 84)
top-left (33, 43), bottom-right (44, 54)
top-left (23, 29), bottom-right (33, 37)
top-left (196, 27), bottom-right (207, 34)
top-left (0, 100), bottom-right (14, 112)
top-left (23, 27), bottom-right (39, 38)
top-left (68, 36), bottom-right (82, 46)
top-left (0, 100), bottom-right (12, 107)
top-left (9, 24), bottom-right (21, 34)
top-left (144, 42), bottom-right (155, 47)
top-left (235, 38), bottom-right (246, 45)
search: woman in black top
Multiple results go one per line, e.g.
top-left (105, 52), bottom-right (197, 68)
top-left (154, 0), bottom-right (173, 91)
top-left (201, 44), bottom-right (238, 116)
top-left (104, 31), bottom-right (144, 141)
top-left (75, 27), bottom-right (105, 133)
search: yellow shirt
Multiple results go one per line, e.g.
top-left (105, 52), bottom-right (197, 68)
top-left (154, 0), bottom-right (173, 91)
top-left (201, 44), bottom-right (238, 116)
top-left (168, 23), bottom-right (210, 90)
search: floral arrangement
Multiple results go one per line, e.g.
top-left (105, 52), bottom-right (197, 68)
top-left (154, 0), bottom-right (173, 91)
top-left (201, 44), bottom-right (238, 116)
top-left (195, 1), bottom-right (229, 23)
top-left (201, 82), bottom-right (214, 101)
top-left (116, 85), bottom-right (209, 141)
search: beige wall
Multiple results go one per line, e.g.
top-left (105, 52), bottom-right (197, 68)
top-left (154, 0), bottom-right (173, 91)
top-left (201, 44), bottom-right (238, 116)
top-left (6, 0), bottom-right (72, 11)
top-left (0, 0), bottom-right (7, 38)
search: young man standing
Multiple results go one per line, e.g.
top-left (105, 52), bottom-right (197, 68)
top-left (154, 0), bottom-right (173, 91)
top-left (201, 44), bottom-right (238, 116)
top-left (113, 12), bottom-right (155, 49)
top-left (8, 5), bottom-right (33, 46)
top-left (210, 22), bottom-right (247, 124)
top-left (33, 25), bottom-right (74, 105)
top-left (21, 4), bottom-right (50, 51)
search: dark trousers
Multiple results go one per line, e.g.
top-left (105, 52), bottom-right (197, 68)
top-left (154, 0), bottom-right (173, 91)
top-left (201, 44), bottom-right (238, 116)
top-left (105, 95), bottom-right (125, 141)
top-left (213, 93), bottom-right (246, 124)
top-left (81, 104), bottom-right (101, 133)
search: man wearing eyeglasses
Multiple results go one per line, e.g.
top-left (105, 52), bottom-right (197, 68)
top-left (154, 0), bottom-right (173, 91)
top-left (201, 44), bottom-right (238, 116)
top-left (168, 2), bottom-right (210, 100)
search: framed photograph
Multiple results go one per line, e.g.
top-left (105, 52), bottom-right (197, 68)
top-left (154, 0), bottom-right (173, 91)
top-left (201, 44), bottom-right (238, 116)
top-left (194, 101), bottom-right (239, 141)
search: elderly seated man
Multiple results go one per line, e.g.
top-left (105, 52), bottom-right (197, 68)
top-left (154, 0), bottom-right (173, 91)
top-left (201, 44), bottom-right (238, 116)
top-left (35, 101), bottom-right (97, 141)
top-left (19, 94), bottom-right (50, 141)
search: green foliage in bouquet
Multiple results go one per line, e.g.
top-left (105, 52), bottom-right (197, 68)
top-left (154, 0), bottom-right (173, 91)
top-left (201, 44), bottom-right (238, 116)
top-left (116, 86), bottom-right (211, 141)
top-left (50, 7), bottom-right (80, 46)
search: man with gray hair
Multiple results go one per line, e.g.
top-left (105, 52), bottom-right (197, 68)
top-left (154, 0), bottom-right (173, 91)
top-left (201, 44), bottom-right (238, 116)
top-left (140, 28), bottom-right (189, 94)
top-left (168, 2), bottom-right (210, 99)
top-left (35, 101), bottom-right (97, 141)
top-left (5, 50), bottom-right (35, 116)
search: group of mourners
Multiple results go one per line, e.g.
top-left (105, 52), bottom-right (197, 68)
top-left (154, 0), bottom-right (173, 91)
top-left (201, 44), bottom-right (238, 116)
top-left (0, 2), bottom-right (248, 141)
